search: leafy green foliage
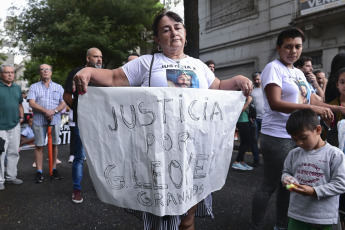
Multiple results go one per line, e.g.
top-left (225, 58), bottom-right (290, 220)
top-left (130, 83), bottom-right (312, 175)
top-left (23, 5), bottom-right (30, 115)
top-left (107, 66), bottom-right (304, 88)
top-left (7, 0), bottom-right (163, 85)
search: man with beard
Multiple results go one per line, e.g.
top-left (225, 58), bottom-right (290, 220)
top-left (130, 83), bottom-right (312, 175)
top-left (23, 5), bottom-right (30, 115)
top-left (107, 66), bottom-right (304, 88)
top-left (294, 56), bottom-right (324, 102)
top-left (63, 47), bottom-right (103, 203)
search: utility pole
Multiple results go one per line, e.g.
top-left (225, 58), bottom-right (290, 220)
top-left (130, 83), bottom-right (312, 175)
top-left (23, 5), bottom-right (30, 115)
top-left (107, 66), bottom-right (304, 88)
top-left (184, 0), bottom-right (199, 58)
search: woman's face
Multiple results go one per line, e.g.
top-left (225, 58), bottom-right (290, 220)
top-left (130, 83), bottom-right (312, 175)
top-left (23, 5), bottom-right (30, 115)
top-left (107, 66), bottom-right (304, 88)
top-left (337, 72), bottom-right (345, 96)
top-left (154, 16), bottom-right (186, 53)
top-left (277, 37), bottom-right (303, 68)
top-left (177, 74), bottom-right (191, 88)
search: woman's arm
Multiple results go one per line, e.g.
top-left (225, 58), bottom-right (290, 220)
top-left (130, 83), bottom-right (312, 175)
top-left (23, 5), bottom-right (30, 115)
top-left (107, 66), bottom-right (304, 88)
top-left (310, 93), bottom-right (345, 114)
top-left (74, 67), bottom-right (130, 94)
top-left (209, 75), bottom-right (253, 96)
top-left (265, 83), bottom-right (333, 120)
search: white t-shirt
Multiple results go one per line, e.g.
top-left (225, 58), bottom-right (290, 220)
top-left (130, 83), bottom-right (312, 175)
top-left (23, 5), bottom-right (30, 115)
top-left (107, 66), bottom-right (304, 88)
top-left (22, 98), bottom-right (31, 113)
top-left (21, 126), bottom-right (34, 139)
top-left (261, 59), bottom-right (313, 138)
top-left (121, 53), bottom-right (215, 89)
top-left (251, 87), bottom-right (264, 119)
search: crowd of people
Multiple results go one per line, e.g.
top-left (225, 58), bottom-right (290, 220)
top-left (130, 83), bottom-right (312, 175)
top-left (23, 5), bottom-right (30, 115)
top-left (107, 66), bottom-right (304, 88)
top-left (1, 9), bottom-right (345, 230)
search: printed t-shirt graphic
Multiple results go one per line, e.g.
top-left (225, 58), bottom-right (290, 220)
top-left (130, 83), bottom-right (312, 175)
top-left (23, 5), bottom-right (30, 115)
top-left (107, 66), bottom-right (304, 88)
top-left (166, 69), bottom-right (200, 88)
top-left (294, 79), bottom-right (311, 104)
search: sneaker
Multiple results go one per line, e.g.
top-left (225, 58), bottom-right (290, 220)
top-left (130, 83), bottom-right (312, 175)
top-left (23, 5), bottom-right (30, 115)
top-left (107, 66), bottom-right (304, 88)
top-left (0, 183), bottom-right (4, 190)
top-left (242, 163), bottom-right (254, 171)
top-left (232, 162), bottom-right (248, 171)
top-left (32, 162), bottom-right (36, 168)
top-left (56, 159), bottom-right (62, 164)
top-left (6, 178), bottom-right (23, 184)
top-left (35, 172), bottom-right (43, 183)
top-left (72, 189), bottom-right (83, 203)
top-left (52, 169), bottom-right (63, 180)
top-left (68, 155), bottom-right (74, 163)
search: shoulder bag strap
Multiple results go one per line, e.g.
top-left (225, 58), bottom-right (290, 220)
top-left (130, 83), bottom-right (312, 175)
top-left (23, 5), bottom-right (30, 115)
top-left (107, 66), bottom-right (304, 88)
top-left (149, 54), bottom-right (155, 87)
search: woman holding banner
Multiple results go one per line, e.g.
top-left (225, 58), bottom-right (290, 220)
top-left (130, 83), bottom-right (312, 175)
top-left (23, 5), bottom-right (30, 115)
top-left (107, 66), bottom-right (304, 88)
top-left (74, 10), bottom-right (252, 230)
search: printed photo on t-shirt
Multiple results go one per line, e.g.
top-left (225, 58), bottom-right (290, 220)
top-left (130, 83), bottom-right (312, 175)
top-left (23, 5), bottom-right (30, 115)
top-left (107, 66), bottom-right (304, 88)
top-left (166, 69), bottom-right (199, 88)
top-left (294, 80), bottom-right (311, 104)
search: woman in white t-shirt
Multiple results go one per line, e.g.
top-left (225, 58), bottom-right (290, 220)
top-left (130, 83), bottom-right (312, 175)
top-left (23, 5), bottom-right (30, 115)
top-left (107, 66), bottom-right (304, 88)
top-left (250, 27), bottom-right (345, 230)
top-left (73, 10), bottom-right (253, 230)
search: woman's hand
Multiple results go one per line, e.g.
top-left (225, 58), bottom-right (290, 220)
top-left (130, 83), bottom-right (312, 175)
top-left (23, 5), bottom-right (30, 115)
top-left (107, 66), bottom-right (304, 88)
top-left (235, 75), bottom-right (253, 96)
top-left (310, 105), bottom-right (333, 122)
top-left (73, 67), bottom-right (93, 95)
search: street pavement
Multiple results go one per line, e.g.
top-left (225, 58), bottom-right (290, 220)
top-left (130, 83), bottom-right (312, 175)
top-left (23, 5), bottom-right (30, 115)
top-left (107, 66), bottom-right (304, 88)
top-left (0, 143), bottom-right (276, 230)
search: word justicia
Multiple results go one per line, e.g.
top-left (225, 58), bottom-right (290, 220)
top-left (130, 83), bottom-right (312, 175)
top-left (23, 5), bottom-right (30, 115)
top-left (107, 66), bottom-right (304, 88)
top-left (108, 95), bottom-right (224, 132)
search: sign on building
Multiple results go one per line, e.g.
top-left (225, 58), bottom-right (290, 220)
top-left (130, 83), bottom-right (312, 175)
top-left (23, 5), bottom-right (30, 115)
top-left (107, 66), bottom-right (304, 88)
top-left (300, 0), bottom-right (345, 15)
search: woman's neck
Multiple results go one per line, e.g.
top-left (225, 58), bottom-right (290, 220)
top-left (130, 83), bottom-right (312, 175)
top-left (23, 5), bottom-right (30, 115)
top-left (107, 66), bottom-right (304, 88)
top-left (162, 51), bottom-right (186, 60)
top-left (278, 59), bottom-right (293, 69)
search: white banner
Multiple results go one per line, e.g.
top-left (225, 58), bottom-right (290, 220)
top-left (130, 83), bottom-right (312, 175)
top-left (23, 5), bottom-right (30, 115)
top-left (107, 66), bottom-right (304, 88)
top-left (78, 87), bottom-right (245, 216)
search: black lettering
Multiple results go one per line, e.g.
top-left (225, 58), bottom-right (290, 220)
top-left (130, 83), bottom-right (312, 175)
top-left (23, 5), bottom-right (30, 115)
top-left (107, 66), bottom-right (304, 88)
top-left (151, 161), bottom-right (168, 190)
top-left (157, 99), bottom-right (173, 124)
top-left (161, 133), bottom-right (172, 151)
top-left (169, 160), bottom-right (183, 189)
top-left (166, 192), bottom-right (178, 206)
top-left (104, 165), bottom-right (125, 190)
top-left (210, 102), bottom-right (223, 121)
top-left (137, 191), bottom-right (152, 207)
top-left (138, 102), bottom-right (156, 126)
top-left (154, 193), bottom-right (164, 207)
top-left (120, 105), bottom-right (136, 129)
top-left (179, 94), bottom-right (185, 123)
top-left (194, 154), bottom-right (209, 179)
top-left (188, 100), bottom-right (199, 121)
top-left (146, 133), bottom-right (155, 155)
top-left (108, 106), bottom-right (118, 131)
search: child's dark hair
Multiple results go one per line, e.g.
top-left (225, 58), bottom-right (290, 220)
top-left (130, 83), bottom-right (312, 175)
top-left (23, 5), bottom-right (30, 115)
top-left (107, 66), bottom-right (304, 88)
top-left (286, 109), bottom-right (320, 135)
top-left (336, 67), bottom-right (345, 82)
top-left (276, 27), bottom-right (305, 47)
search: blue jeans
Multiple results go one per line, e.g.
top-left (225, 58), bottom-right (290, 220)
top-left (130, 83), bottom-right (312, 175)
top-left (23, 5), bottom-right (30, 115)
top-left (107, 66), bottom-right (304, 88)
top-left (72, 124), bottom-right (85, 190)
top-left (251, 119), bottom-right (262, 162)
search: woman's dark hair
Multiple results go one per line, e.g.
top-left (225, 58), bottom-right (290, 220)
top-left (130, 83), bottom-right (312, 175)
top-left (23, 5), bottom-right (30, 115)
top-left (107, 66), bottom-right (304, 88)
top-left (151, 10), bottom-right (184, 54)
top-left (276, 27), bottom-right (305, 47)
top-left (152, 10), bottom-right (184, 38)
top-left (325, 53), bottom-right (345, 103)
top-left (286, 109), bottom-right (319, 135)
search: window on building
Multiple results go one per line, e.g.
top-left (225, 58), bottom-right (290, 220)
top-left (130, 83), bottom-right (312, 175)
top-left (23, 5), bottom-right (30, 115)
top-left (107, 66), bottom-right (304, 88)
top-left (207, 0), bottom-right (257, 29)
top-left (302, 52), bottom-right (322, 69)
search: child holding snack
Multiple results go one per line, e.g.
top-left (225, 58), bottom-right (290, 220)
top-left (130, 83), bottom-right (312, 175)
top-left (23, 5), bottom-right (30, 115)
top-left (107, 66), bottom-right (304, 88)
top-left (282, 109), bottom-right (345, 229)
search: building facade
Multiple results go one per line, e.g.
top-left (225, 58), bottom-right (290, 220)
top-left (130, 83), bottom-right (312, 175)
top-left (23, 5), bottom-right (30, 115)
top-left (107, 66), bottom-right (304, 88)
top-left (199, 0), bottom-right (345, 80)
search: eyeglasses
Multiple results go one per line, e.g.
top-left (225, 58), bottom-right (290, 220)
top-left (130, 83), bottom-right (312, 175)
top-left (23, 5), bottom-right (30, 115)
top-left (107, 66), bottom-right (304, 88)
top-left (40, 68), bottom-right (51, 72)
top-left (1, 71), bottom-right (15, 74)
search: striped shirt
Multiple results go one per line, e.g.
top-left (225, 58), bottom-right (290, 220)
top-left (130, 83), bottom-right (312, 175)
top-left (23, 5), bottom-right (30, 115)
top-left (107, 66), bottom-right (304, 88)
top-left (126, 194), bottom-right (213, 230)
top-left (27, 81), bottom-right (64, 126)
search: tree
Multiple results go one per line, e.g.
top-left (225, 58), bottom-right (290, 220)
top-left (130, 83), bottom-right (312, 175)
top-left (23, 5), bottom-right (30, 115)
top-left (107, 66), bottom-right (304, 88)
top-left (7, 0), bottom-right (163, 85)
top-left (0, 24), bottom-right (8, 65)
top-left (184, 0), bottom-right (199, 58)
